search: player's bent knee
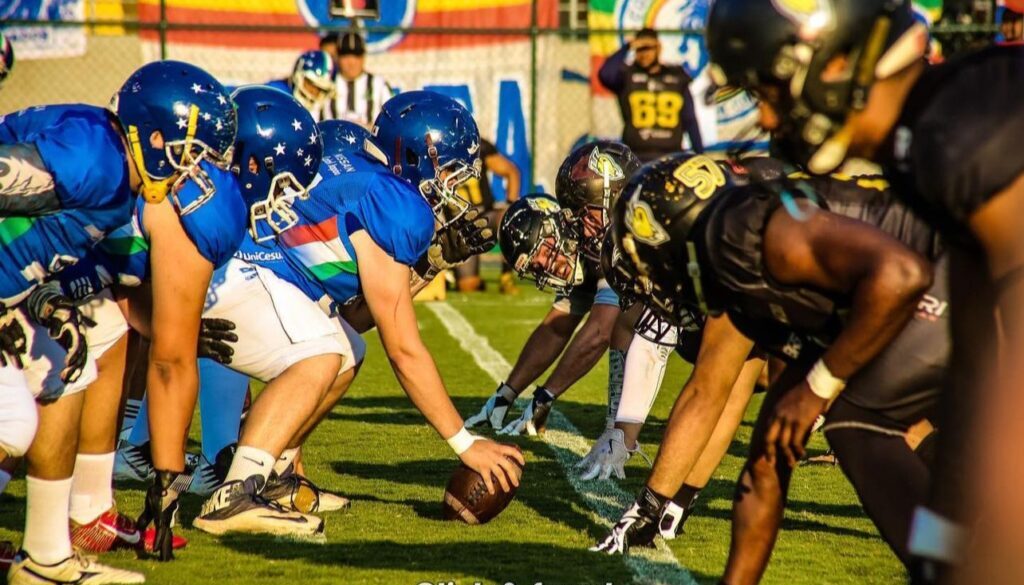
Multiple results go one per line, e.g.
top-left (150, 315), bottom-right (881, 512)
top-left (0, 379), bottom-right (39, 458)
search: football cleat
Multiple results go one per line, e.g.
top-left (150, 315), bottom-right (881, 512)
top-left (1, 540), bottom-right (15, 574)
top-left (498, 388), bottom-right (555, 436)
top-left (464, 383), bottom-right (518, 431)
top-left (192, 476), bottom-right (324, 538)
top-left (187, 445), bottom-right (235, 497)
top-left (262, 465), bottom-right (350, 514)
top-left (113, 442), bottom-right (154, 483)
top-left (71, 506), bottom-right (141, 553)
top-left (590, 487), bottom-right (664, 555)
top-left (577, 428), bottom-right (651, 481)
top-left (7, 550), bottom-right (144, 584)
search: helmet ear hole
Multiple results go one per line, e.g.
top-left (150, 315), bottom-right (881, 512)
top-left (149, 130), bottom-right (164, 149)
top-left (404, 147), bottom-right (419, 169)
top-left (247, 155), bottom-right (259, 175)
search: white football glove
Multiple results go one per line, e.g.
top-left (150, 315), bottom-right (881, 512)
top-left (464, 382), bottom-right (518, 431)
top-left (498, 388), bottom-right (554, 436)
top-left (577, 427), bottom-right (650, 481)
top-left (589, 487), bottom-right (663, 555)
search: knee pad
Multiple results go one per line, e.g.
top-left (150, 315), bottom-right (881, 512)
top-left (0, 372), bottom-right (38, 457)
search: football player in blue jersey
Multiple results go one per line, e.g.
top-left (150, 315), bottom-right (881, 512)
top-left (266, 50), bottom-right (336, 122)
top-left (1, 60), bottom-right (237, 584)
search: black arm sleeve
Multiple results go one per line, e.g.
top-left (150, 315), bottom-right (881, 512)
top-left (597, 45), bottom-right (631, 93)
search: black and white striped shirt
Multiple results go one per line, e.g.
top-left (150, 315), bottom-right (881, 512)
top-left (329, 71), bottom-right (395, 127)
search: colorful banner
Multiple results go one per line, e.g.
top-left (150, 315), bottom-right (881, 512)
top-left (1, 0), bottom-right (86, 60)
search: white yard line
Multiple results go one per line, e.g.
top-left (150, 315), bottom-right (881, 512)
top-left (426, 302), bottom-right (696, 585)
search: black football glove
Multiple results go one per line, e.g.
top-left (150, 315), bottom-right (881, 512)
top-left (136, 470), bottom-right (186, 561)
top-left (26, 282), bottom-right (94, 384)
top-left (414, 207), bottom-right (495, 279)
top-left (0, 307), bottom-right (27, 369)
top-left (197, 318), bottom-right (237, 365)
top-left (590, 486), bottom-right (666, 555)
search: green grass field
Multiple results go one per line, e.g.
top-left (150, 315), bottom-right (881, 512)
top-left (0, 264), bottom-right (905, 584)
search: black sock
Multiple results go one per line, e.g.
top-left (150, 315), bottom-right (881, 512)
top-left (672, 483), bottom-right (702, 509)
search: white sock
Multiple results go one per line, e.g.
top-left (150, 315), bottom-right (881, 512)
top-left (23, 476), bottom-right (73, 565)
top-left (616, 333), bottom-right (673, 425)
top-left (69, 452), bottom-right (115, 525)
top-left (225, 445), bottom-right (275, 487)
top-left (0, 469), bottom-right (12, 495)
top-left (273, 448), bottom-right (299, 475)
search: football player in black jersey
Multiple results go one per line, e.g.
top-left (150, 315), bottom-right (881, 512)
top-left (593, 154), bottom-right (948, 581)
top-left (598, 28), bottom-right (704, 162)
top-left (706, 0), bottom-right (1024, 578)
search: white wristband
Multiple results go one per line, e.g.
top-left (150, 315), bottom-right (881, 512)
top-left (446, 427), bottom-right (480, 456)
top-left (805, 359), bottom-right (846, 400)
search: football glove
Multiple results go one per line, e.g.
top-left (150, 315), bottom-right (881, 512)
top-left (197, 318), bottom-right (238, 365)
top-left (414, 207), bottom-right (495, 280)
top-left (590, 486), bottom-right (665, 555)
top-left (498, 387), bottom-right (555, 436)
top-left (577, 427), bottom-right (651, 481)
top-left (464, 382), bottom-right (518, 430)
top-left (26, 282), bottom-right (94, 384)
top-left (0, 308), bottom-right (26, 369)
top-left (136, 470), bottom-right (188, 561)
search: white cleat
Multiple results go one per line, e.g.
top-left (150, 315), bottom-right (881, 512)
top-left (192, 477), bottom-right (324, 539)
top-left (8, 551), bottom-right (145, 584)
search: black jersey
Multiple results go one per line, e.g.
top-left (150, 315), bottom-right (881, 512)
top-left (597, 46), bottom-right (704, 162)
top-left (882, 45), bottom-right (1024, 244)
top-left (694, 174), bottom-right (943, 363)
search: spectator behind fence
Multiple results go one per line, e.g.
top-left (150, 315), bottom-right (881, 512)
top-left (597, 27), bottom-right (703, 162)
top-left (1001, 7), bottom-right (1024, 43)
top-left (320, 31), bottom-right (395, 128)
top-left (454, 138), bottom-right (522, 294)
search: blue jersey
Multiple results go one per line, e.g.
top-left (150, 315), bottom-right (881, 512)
top-left (0, 105), bottom-right (133, 214)
top-left (54, 161), bottom-right (247, 300)
top-left (247, 149), bottom-right (433, 308)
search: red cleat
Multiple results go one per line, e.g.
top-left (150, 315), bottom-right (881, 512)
top-left (71, 505), bottom-right (142, 553)
top-left (142, 527), bottom-right (188, 552)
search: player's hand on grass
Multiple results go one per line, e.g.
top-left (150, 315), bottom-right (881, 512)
top-left (590, 486), bottom-right (663, 555)
top-left (764, 380), bottom-right (828, 468)
top-left (197, 318), bottom-right (238, 365)
top-left (459, 439), bottom-right (525, 495)
top-left (464, 382), bottom-right (517, 430)
top-left (578, 427), bottom-right (642, 481)
top-left (136, 470), bottom-right (184, 561)
top-left (498, 387), bottom-right (554, 436)
top-left (26, 282), bottom-right (93, 383)
top-left (0, 308), bottom-right (26, 369)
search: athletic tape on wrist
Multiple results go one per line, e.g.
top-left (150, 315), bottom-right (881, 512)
top-left (806, 359), bottom-right (846, 400)
top-left (447, 427), bottom-right (480, 456)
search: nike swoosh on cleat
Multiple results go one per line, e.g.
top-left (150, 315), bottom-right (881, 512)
top-left (101, 522), bottom-right (141, 545)
top-left (258, 515), bottom-right (308, 524)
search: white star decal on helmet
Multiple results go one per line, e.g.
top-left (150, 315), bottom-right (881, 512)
top-left (217, 94), bottom-right (227, 106)
top-left (274, 142), bottom-right (286, 156)
top-left (176, 118), bottom-right (188, 129)
top-left (202, 112), bottom-right (212, 121)
top-left (297, 148), bottom-right (304, 156)
top-left (304, 155), bottom-right (313, 167)
top-left (215, 119), bottom-right (224, 131)
top-left (308, 132), bottom-right (317, 145)
top-left (345, 134), bottom-right (356, 144)
top-left (191, 83), bottom-right (204, 94)
top-left (292, 119), bottom-right (302, 131)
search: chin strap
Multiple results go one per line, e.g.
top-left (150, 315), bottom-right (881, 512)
top-left (127, 104), bottom-right (200, 205)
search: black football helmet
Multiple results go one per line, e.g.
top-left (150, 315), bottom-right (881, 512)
top-left (499, 194), bottom-right (584, 295)
top-left (556, 141), bottom-right (641, 262)
top-left (706, 0), bottom-right (922, 174)
top-left (610, 153), bottom-right (745, 324)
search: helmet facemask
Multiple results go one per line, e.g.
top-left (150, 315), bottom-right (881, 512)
top-left (245, 155), bottom-right (312, 242)
top-left (419, 152), bottom-right (482, 228)
top-left (513, 215), bottom-right (584, 295)
top-left (292, 72), bottom-right (335, 111)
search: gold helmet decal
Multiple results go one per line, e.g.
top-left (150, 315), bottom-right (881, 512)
top-left (625, 185), bottom-right (669, 246)
top-left (671, 155), bottom-right (726, 201)
top-left (588, 147), bottom-right (625, 181)
top-left (770, 0), bottom-right (835, 33)
top-left (526, 196), bottom-right (559, 213)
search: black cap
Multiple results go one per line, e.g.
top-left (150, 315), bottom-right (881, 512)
top-left (338, 32), bottom-right (366, 56)
top-left (636, 27), bottom-right (658, 41)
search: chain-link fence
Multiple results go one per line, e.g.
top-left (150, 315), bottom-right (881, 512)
top-left (0, 0), bottom-right (1007, 196)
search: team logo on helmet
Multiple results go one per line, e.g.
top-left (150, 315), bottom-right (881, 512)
top-left (588, 147), bottom-right (625, 181)
top-left (671, 155), bottom-right (726, 200)
top-left (625, 186), bottom-right (670, 246)
top-left (770, 0), bottom-right (835, 31)
top-left (526, 197), bottom-right (559, 213)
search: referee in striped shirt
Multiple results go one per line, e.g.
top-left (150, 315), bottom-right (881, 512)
top-left (323, 31), bottom-right (395, 128)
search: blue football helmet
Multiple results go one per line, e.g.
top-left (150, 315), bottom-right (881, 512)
top-left (369, 90), bottom-right (482, 226)
top-left (319, 119), bottom-right (371, 155)
top-left (231, 86), bottom-right (324, 242)
top-left (290, 50), bottom-right (336, 112)
top-left (0, 33), bottom-right (14, 87)
top-left (111, 60), bottom-right (237, 215)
